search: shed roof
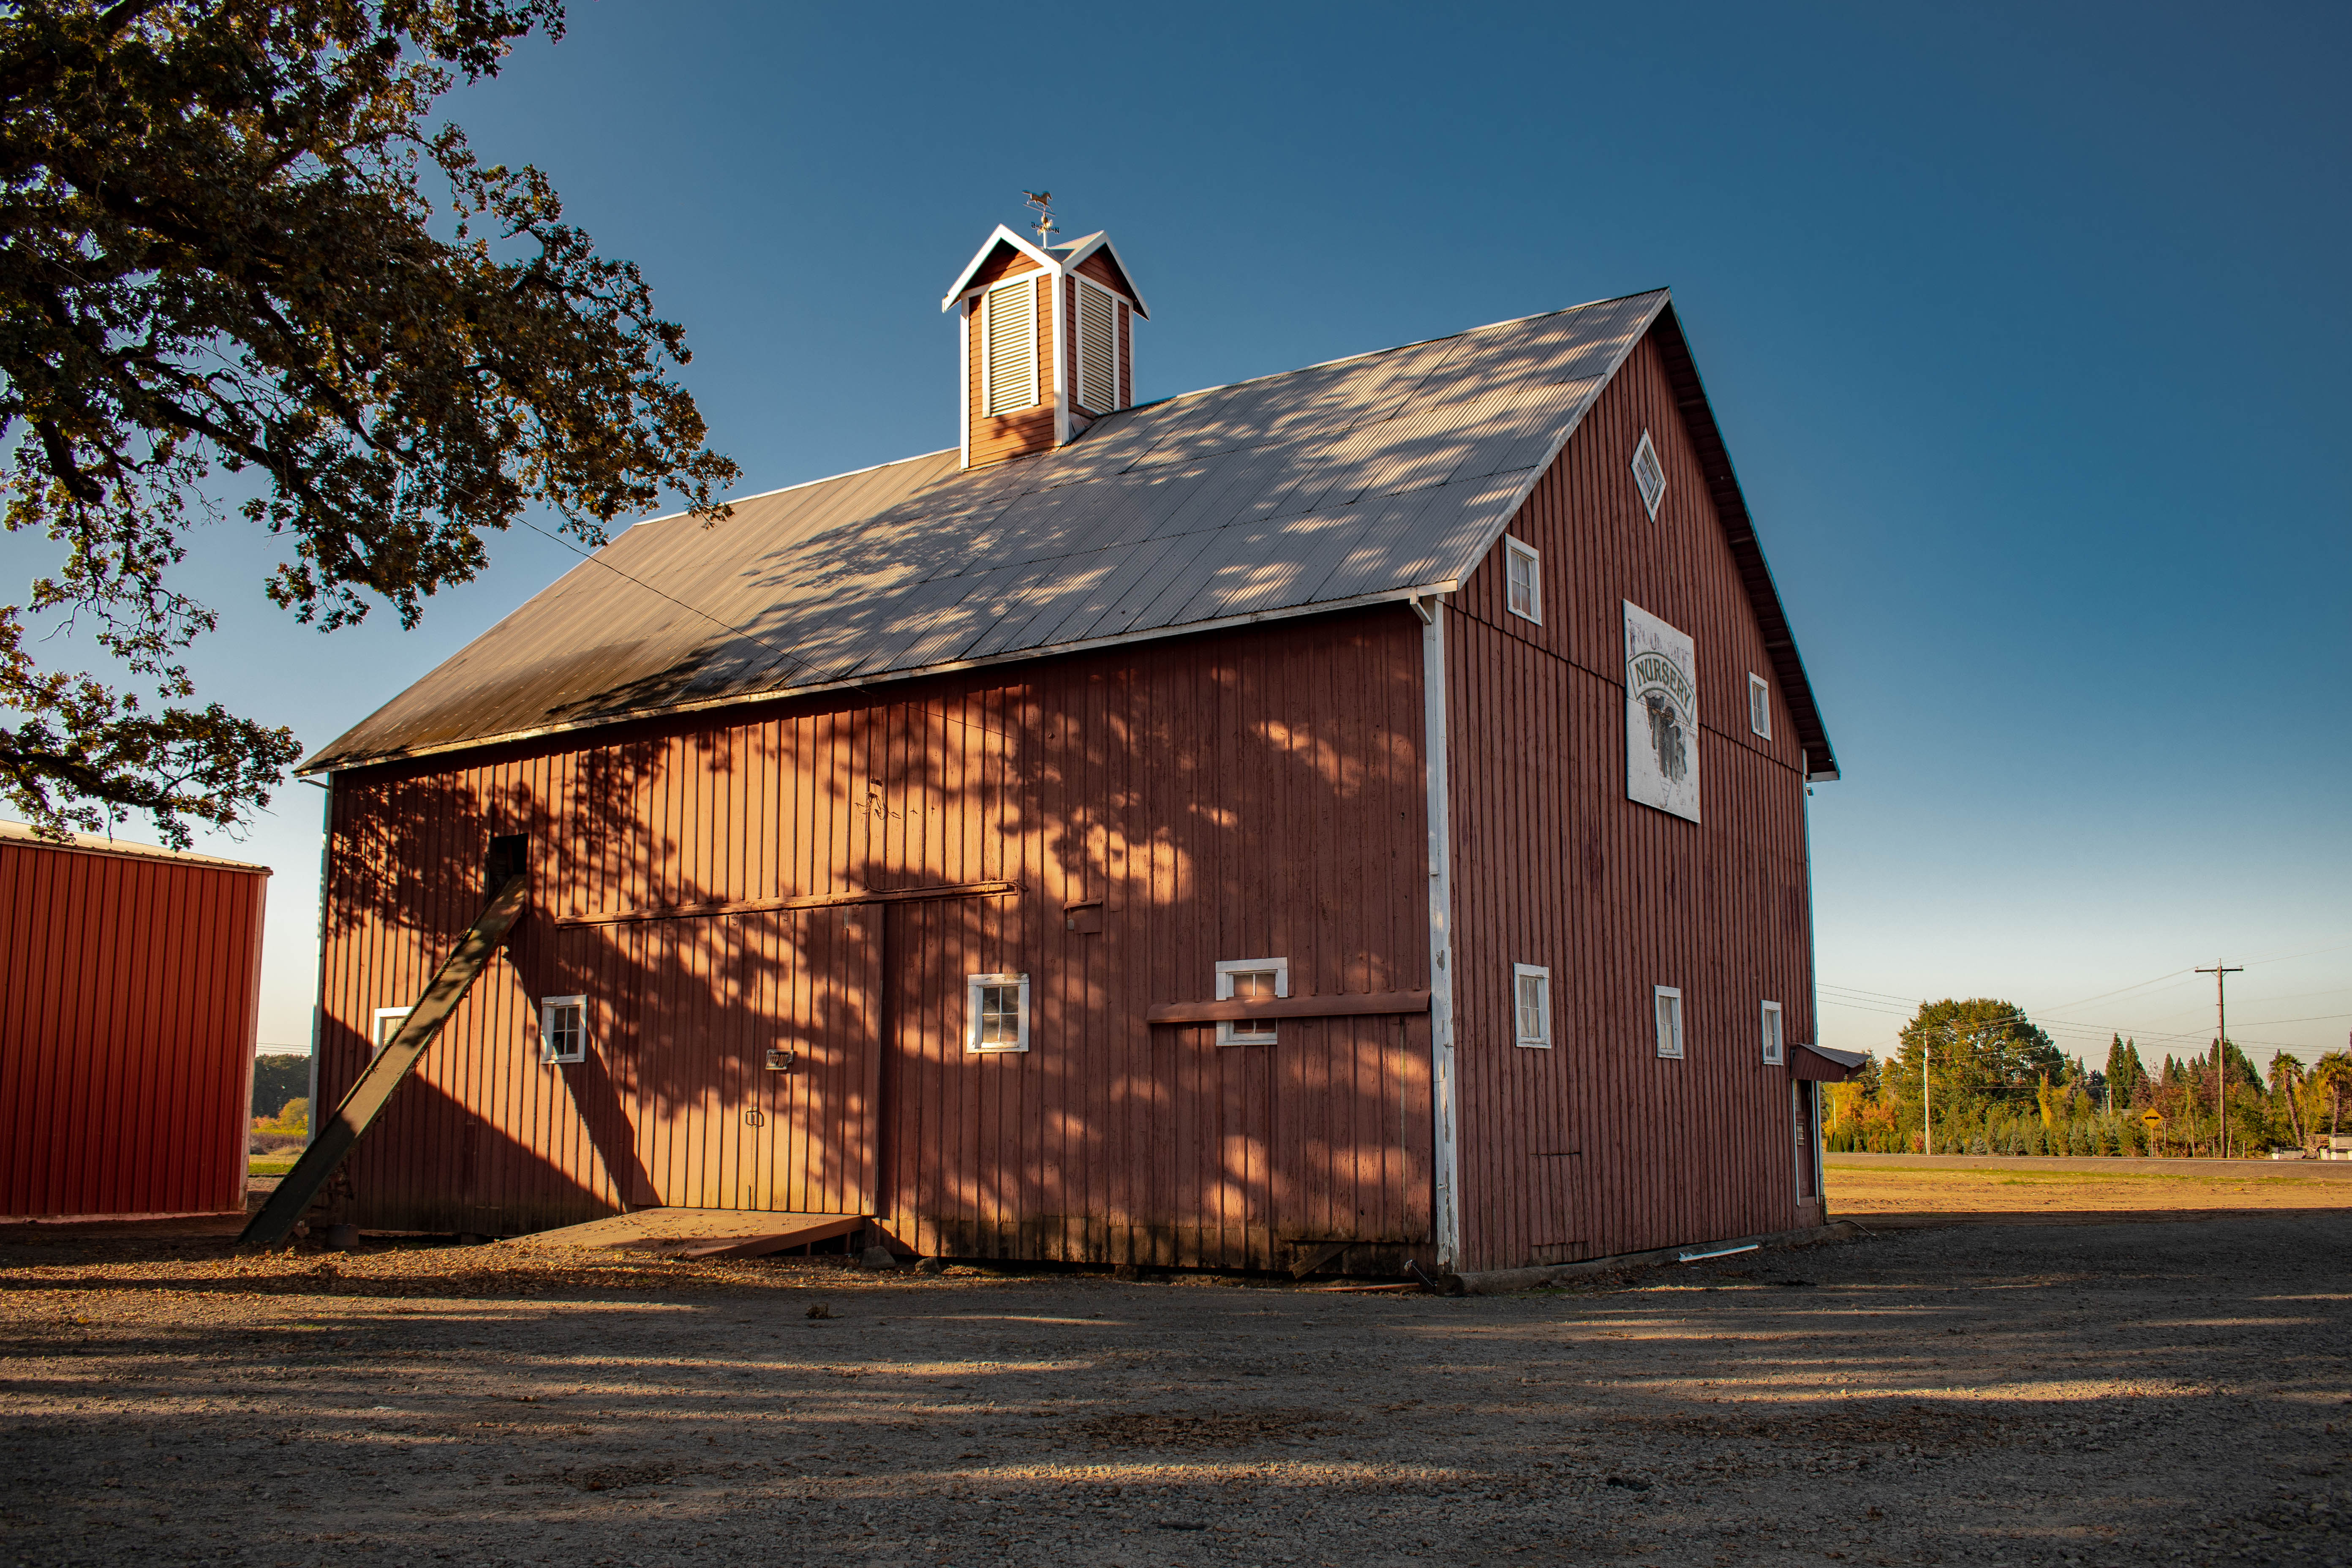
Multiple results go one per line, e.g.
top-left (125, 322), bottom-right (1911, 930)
top-left (0, 819), bottom-right (272, 874)
top-left (305, 289), bottom-right (1835, 779)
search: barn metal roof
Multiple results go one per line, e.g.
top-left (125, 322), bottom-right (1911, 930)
top-left (0, 819), bottom-right (272, 874)
top-left (305, 288), bottom-right (1836, 779)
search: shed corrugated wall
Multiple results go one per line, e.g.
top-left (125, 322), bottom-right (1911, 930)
top-left (0, 837), bottom-right (269, 1218)
top-left (320, 610), bottom-right (1436, 1267)
top-left (1444, 330), bottom-right (1821, 1272)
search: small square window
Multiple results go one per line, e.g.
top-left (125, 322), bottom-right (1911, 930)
top-left (1748, 673), bottom-right (1772, 739)
top-left (1761, 1000), bottom-right (1784, 1065)
top-left (1503, 536), bottom-right (1542, 624)
top-left (966, 973), bottom-right (1030, 1053)
top-left (371, 1007), bottom-right (412, 1058)
top-left (1653, 985), bottom-right (1685, 1059)
top-left (1215, 957), bottom-right (1290, 1046)
top-left (540, 996), bottom-right (587, 1064)
top-left (1513, 964), bottom-right (1552, 1049)
top-left (1631, 430), bottom-right (1666, 519)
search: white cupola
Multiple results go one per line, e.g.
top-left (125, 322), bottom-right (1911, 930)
top-left (941, 209), bottom-right (1148, 469)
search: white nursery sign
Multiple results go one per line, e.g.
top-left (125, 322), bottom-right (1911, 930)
top-left (1624, 601), bottom-right (1700, 822)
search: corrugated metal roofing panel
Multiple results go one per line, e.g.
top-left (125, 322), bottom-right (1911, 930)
top-left (305, 291), bottom-right (1681, 772)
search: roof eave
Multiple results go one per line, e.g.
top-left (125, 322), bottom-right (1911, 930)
top-left (940, 224), bottom-right (1063, 311)
top-left (1055, 232), bottom-right (1152, 319)
top-left (1645, 302), bottom-right (1840, 785)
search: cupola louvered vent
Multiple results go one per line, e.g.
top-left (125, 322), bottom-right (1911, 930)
top-left (984, 280), bottom-right (1038, 416)
top-left (1077, 281), bottom-right (1118, 412)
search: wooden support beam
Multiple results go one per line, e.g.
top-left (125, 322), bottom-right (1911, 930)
top-left (240, 875), bottom-right (531, 1250)
top-left (1146, 990), bottom-right (1431, 1025)
top-left (556, 879), bottom-right (1018, 928)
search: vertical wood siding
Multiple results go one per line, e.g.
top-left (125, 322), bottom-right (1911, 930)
top-left (965, 272), bottom-right (1059, 467)
top-left (0, 842), bottom-right (268, 1218)
top-left (320, 610), bottom-right (1435, 1267)
top-left (1073, 249), bottom-right (1131, 298)
top-left (1443, 329), bottom-right (1821, 1271)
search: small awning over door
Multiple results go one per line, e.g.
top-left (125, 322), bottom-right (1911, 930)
top-left (1790, 1042), bottom-right (1870, 1082)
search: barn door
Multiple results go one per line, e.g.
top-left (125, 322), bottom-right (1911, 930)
top-left (1792, 1082), bottom-right (1822, 1203)
top-left (567, 906), bottom-right (879, 1214)
top-left (742, 905), bottom-right (882, 1215)
top-left (1271, 1013), bottom-right (1435, 1264)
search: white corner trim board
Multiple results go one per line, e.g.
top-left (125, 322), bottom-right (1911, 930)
top-left (1421, 594), bottom-right (1462, 1269)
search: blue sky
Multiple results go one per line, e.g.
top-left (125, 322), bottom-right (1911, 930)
top-left (10, 1), bottom-right (2345, 1067)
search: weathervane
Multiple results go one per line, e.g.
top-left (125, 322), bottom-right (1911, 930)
top-left (1023, 190), bottom-right (1057, 247)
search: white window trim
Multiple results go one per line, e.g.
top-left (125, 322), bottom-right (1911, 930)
top-left (1653, 984), bottom-right (1685, 1059)
top-left (539, 995), bottom-right (587, 1064)
top-left (981, 277), bottom-right (1039, 418)
top-left (966, 972), bottom-right (1031, 1054)
top-left (1215, 956), bottom-right (1290, 1047)
top-left (1761, 999), bottom-right (1784, 1065)
top-left (1748, 672), bottom-right (1772, 739)
top-left (1512, 963), bottom-right (1552, 1049)
top-left (371, 1006), bottom-right (411, 1058)
top-left (1502, 535), bottom-right (1542, 625)
top-left (1631, 429), bottom-right (1666, 520)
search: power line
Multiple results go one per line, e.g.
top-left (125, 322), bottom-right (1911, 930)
top-left (2032, 967), bottom-right (2200, 1016)
top-left (514, 514), bottom-right (816, 677)
top-left (1816, 987), bottom-right (2318, 1055)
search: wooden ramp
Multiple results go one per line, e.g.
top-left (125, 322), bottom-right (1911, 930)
top-left (240, 873), bottom-right (529, 1250)
top-left (508, 1209), bottom-right (871, 1261)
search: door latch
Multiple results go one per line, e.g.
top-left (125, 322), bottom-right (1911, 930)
top-left (763, 1047), bottom-right (797, 1073)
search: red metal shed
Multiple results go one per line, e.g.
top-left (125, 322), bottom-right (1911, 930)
top-left (0, 822), bottom-right (270, 1219)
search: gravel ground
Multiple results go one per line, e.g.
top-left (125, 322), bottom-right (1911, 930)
top-left (1, 1214), bottom-right (2347, 1567)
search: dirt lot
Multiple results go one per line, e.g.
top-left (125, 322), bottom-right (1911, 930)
top-left (3, 1206), bottom-right (2348, 1568)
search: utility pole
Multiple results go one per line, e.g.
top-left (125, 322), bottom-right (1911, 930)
top-left (1922, 1032), bottom-right (1932, 1157)
top-left (2196, 963), bottom-right (2242, 1160)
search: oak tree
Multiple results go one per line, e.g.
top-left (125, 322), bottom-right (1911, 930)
top-left (0, 0), bottom-right (737, 843)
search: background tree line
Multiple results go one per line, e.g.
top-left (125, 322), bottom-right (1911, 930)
top-left (1824, 998), bottom-right (2352, 1157)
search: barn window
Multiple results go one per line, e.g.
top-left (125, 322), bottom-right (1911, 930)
top-left (1077, 279), bottom-right (1120, 411)
top-left (1631, 430), bottom-right (1666, 519)
top-left (1761, 999), bottom-right (1784, 1065)
top-left (1513, 964), bottom-right (1552, 1049)
top-left (1503, 536), bottom-right (1542, 623)
top-left (983, 278), bottom-right (1039, 417)
top-left (1653, 985), bottom-right (1685, 1059)
top-left (1748, 673), bottom-right (1772, 739)
top-left (966, 973), bottom-right (1031, 1053)
top-left (371, 1007), bottom-right (411, 1058)
top-left (1215, 957), bottom-right (1290, 1046)
top-left (540, 996), bottom-right (587, 1064)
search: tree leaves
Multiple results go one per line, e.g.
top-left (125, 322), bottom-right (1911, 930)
top-left (0, 0), bottom-right (738, 843)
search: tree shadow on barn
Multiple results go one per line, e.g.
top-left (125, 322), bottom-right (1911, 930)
top-left (320, 604), bottom-right (1438, 1271)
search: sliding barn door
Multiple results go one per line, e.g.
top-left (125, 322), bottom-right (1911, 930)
top-left (563, 906), bottom-right (880, 1214)
top-left (744, 906), bottom-right (882, 1214)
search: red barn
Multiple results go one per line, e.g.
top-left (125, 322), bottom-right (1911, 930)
top-left (1, 822), bottom-right (270, 1220)
top-left (298, 226), bottom-right (1844, 1279)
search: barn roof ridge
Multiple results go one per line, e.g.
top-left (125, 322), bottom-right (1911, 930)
top-left (303, 286), bottom-right (1834, 778)
top-left (626, 288), bottom-right (1678, 534)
